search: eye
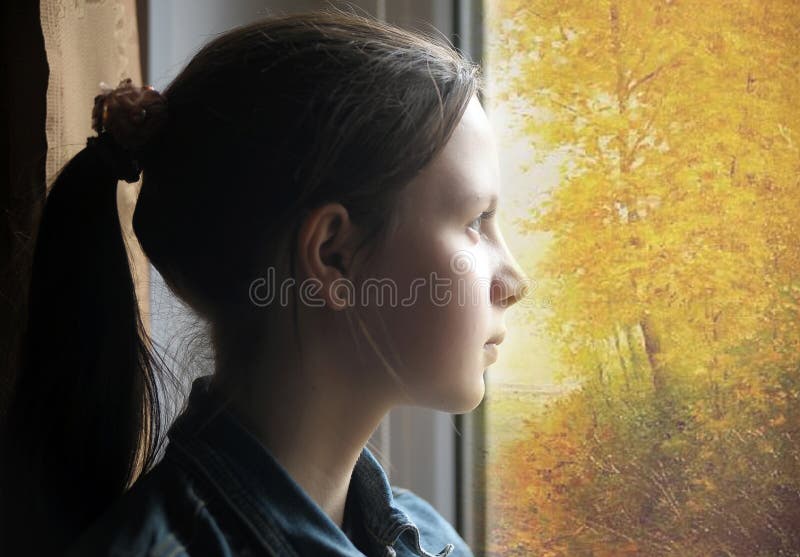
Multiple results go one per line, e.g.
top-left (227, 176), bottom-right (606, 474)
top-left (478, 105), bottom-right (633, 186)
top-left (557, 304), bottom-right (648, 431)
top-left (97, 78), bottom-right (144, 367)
top-left (467, 207), bottom-right (497, 237)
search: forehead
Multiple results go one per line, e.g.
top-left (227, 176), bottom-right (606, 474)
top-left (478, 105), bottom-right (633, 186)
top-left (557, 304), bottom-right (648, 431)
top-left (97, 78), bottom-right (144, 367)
top-left (399, 96), bottom-right (500, 214)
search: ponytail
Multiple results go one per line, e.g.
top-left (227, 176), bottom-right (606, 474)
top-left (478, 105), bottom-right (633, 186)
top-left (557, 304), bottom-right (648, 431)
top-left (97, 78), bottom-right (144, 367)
top-left (1, 82), bottom-right (168, 555)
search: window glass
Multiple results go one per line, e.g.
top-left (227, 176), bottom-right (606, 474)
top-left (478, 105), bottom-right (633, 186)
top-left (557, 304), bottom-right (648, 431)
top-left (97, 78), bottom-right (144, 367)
top-left (484, 1), bottom-right (800, 554)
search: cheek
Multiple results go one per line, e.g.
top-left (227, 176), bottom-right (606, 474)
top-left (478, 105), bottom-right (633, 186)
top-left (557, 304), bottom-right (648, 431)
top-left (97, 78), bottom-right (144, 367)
top-left (366, 234), bottom-right (493, 399)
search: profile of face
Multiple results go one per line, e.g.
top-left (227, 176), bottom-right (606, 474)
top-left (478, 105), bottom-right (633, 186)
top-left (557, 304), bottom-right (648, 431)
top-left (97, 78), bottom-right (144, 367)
top-left (351, 95), bottom-right (529, 413)
top-left (287, 95), bottom-right (528, 416)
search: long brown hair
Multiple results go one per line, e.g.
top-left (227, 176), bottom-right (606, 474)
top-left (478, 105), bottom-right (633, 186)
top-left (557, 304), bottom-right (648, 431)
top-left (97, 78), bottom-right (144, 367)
top-left (1, 9), bottom-right (481, 554)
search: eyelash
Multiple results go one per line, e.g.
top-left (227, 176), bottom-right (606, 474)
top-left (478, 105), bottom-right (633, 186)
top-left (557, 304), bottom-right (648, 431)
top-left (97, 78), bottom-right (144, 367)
top-left (467, 208), bottom-right (496, 236)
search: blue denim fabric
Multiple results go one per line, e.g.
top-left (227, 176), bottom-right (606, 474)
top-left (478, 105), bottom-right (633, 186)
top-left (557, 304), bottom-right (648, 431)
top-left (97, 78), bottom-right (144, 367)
top-left (65, 375), bottom-right (474, 557)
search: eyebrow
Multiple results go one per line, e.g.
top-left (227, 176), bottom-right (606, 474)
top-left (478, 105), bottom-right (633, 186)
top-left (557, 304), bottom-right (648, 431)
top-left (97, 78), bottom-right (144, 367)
top-left (448, 188), bottom-right (498, 211)
top-left (471, 192), bottom-right (498, 207)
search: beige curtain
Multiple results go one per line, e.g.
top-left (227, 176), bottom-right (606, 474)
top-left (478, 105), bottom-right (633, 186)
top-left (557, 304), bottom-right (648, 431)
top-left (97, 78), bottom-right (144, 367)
top-left (40, 0), bottom-right (150, 328)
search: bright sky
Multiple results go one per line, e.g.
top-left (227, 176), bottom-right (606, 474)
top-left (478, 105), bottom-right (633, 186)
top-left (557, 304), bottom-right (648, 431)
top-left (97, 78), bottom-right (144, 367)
top-left (484, 98), bottom-right (565, 387)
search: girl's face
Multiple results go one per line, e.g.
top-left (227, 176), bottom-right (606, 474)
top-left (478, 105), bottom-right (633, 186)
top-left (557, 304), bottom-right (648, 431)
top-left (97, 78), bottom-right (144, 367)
top-left (357, 95), bottom-right (528, 413)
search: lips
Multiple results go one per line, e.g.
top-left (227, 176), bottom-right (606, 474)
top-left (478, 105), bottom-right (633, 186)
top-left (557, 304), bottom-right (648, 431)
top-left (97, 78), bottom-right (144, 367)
top-left (483, 342), bottom-right (499, 362)
top-left (484, 330), bottom-right (505, 363)
top-left (485, 330), bottom-right (506, 346)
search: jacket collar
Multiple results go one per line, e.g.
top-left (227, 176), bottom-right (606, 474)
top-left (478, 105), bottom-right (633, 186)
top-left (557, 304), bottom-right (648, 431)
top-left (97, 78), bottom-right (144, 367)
top-left (165, 374), bottom-right (440, 556)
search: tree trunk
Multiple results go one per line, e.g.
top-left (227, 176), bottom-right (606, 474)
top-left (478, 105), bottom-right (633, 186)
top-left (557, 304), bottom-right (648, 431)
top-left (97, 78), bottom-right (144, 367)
top-left (614, 323), bottom-right (631, 390)
top-left (625, 324), bottom-right (644, 377)
top-left (640, 314), bottom-right (667, 393)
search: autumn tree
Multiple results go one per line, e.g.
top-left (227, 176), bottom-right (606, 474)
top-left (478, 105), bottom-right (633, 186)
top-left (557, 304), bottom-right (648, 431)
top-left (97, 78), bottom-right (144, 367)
top-left (491, 0), bottom-right (798, 395)
top-left (486, 0), bottom-right (800, 554)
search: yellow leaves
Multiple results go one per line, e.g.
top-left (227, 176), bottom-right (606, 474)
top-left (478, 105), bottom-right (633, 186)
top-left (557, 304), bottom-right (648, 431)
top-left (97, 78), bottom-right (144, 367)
top-left (692, 365), bottom-right (708, 377)
top-left (757, 439), bottom-right (775, 455)
top-left (698, 448), bottom-right (715, 461)
top-left (769, 414), bottom-right (787, 427)
top-left (484, 1), bottom-right (800, 552)
top-left (691, 477), bottom-right (717, 492)
top-left (733, 380), bottom-right (765, 403)
top-left (685, 499), bottom-right (703, 513)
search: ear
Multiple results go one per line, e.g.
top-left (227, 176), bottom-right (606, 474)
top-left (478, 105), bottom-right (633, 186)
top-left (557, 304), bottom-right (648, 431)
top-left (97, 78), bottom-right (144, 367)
top-left (295, 203), bottom-right (360, 310)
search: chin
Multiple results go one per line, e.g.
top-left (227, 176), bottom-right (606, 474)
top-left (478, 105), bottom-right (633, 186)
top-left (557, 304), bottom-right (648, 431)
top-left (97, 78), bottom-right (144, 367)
top-left (433, 376), bottom-right (486, 414)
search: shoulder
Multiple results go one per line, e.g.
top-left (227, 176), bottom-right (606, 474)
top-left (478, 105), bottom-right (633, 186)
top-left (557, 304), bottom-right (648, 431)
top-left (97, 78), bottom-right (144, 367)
top-left (390, 486), bottom-right (475, 557)
top-left (65, 456), bottom-right (234, 557)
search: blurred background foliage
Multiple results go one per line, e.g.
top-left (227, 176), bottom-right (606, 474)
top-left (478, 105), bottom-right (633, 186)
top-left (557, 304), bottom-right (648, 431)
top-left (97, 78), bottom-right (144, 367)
top-left (484, 1), bottom-right (800, 555)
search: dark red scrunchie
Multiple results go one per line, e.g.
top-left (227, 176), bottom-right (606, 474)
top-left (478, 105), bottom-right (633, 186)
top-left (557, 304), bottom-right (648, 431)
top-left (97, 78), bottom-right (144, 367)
top-left (88, 78), bottom-right (168, 182)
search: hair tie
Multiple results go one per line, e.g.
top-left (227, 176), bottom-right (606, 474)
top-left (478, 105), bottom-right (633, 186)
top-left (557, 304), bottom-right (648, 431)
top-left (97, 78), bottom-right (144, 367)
top-left (88, 78), bottom-right (168, 182)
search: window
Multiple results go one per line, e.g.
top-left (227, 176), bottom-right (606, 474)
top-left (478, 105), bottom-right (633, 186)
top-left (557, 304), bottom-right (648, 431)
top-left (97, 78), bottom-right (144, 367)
top-left (145, 3), bottom-right (800, 554)
top-left (477, 1), bottom-right (800, 555)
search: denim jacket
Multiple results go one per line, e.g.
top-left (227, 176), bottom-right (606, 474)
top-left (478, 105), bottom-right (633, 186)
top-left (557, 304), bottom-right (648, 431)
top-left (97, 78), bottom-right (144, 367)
top-left (65, 375), bottom-right (473, 557)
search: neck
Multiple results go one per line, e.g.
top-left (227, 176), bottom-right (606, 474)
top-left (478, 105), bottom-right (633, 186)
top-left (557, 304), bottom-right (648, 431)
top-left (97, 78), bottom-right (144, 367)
top-left (213, 348), bottom-right (391, 529)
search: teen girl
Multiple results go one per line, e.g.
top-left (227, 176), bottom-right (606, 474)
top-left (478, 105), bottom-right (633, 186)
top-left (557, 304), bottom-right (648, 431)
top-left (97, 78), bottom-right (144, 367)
top-left (2, 10), bottom-right (528, 557)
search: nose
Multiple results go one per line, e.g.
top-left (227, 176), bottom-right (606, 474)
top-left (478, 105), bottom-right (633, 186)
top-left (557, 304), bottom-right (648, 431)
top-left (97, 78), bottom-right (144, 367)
top-left (490, 232), bottom-right (530, 309)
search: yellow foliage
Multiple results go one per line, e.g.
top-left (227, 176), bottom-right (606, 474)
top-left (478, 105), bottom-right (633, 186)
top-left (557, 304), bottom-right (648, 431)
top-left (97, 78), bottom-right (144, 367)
top-left (485, 0), bottom-right (800, 554)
